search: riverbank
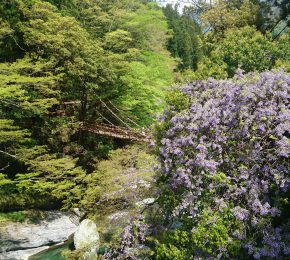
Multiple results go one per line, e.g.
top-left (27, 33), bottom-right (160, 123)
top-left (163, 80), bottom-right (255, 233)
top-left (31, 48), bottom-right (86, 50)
top-left (0, 211), bottom-right (79, 260)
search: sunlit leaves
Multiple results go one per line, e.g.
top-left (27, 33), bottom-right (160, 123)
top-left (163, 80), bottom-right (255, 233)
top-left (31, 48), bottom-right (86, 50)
top-left (201, 0), bottom-right (259, 33)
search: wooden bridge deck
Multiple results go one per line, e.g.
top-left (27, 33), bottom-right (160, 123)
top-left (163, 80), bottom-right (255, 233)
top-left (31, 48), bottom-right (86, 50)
top-left (80, 122), bottom-right (151, 142)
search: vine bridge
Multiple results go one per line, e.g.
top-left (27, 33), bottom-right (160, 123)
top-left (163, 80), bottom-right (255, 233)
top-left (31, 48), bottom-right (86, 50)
top-left (80, 122), bottom-right (151, 142)
top-left (63, 99), bottom-right (152, 142)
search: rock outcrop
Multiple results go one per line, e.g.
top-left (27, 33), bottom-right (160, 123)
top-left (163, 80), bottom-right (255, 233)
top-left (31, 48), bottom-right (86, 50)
top-left (0, 211), bottom-right (78, 260)
top-left (74, 219), bottom-right (100, 260)
top-left (74, 219), bottom-right (99, 250)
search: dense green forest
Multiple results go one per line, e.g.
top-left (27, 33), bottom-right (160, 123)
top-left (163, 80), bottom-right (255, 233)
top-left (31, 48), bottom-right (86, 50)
top-left (0, 0), bottom-right (175, 211)
top-left (0, 0), bottom-right (289, 259)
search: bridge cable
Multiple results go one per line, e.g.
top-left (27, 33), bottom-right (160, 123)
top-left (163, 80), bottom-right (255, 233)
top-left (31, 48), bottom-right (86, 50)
top-left (90, 88), bottom-right (135, 130)
top-left (95, 109), bottom-right (115, 126)
top-left (98, 98), bottom-right (133, 130)
top-left (106, 99), bottom-right (141, 128)
top-left (93, 109), bottom-right (133, 137)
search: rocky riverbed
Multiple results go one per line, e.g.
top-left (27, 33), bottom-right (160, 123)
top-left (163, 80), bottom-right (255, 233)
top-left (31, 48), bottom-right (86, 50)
top-left (0, 211), bottom-right (79, 260)
top-left (0, 145), bottom-right (157, 260)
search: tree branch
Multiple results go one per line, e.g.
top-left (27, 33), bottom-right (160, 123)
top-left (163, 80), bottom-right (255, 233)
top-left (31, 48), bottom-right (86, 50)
top-left (0, 150), bottom-right (18, 159)
top-left (0, 163), bottom-right (10, 171)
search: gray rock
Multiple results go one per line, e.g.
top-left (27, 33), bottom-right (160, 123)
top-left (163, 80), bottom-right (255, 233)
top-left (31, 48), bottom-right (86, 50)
top-left (0, 246), bottom-right (49, 260)
top-left (74, 219), bottom-right (99, 251)
top-left (72, 208), bottom-right (85, 219)
top-left (136, 197), bottom-right (155, 208)
top-left (0, 211), bottom-right (78, 255)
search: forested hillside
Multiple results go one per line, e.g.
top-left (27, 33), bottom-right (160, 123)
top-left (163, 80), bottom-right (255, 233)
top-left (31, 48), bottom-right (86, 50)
top-left (0, 0), bottom-right (289, 259)
top-left (0, 0), bottom-right (175, 211)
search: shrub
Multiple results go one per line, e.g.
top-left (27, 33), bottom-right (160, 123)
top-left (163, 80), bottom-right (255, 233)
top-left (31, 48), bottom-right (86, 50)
top-left (156, 69), bottom-right (290, 258)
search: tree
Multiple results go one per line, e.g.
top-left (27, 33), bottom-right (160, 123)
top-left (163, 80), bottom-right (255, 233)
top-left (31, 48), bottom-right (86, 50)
top-left (201, 0), bottom-right (259, 33)
top-left (163, 4), bottom-right (202, 70)
top-left (0, 0), bottom-right (176, 211)
top-left (184, 26), bottom-right (290, 80)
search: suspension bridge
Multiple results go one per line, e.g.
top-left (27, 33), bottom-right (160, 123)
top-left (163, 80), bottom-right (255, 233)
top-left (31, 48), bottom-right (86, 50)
top-left (70, 98), bottom-right (152, 142)
top-left (80, 122), bottom-right (150, 142)
top-left (0, 97), bottom-right (153, 142)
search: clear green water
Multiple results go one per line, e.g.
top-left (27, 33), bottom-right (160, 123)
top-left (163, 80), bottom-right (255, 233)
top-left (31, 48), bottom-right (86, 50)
top-left (29, 244), bottom-right (66, 260)
top-left (29, 236), bottom-right (73, 260)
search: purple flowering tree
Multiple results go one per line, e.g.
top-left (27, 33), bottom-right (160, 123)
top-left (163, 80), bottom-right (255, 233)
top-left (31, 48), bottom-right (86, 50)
top-left (156, 69), bottom-right (290, 258)
top-left (103, 215), bottom-right (150, 259)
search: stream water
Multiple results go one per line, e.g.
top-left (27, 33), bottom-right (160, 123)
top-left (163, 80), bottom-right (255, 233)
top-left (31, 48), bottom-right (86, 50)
top-left (0, 210), bottom-right (79, 260)
top-left (29, 235), bottom-right (74, 260)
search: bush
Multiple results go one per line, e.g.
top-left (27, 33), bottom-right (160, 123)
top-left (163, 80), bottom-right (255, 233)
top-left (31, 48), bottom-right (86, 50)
top-left (155, 69), bottom-right (290, 259)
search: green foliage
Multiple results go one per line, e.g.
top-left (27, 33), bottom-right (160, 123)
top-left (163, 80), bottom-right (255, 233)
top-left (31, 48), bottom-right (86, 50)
top-left (182, 55), bottom-right (229, 80)
top-left (185, 26), bottom-right (290, 80)
top-left (0, 0), bottom-right (175, 212)
top-left (119, 2), bottom-right (170, 53)
top-left (81, 145), bottom-right (155, 214)
top-left (104, 30), bottom-right (133, 53)
top-left (201, 0), bottom-right (259, 33)
top-left (0, 145), bottom-right (87, 210)
top-left (0, 18), bottom-right (14, 41)
top-left (163, 4), bottom-right (202, 70)
top-left (0, 211), bottom-right (27, 222)
top-left (16, 146), bottom-right (87, 209)
top-left (109, 1), bottom-right (175, 125)
top-left (178, 0), bottom-right (290, 82)
top-left (216, 27), bottom-right (275, 76)
top-left (119, 51), bottom-right (174, 125)
top-left (0, 56), bottom-right (60, 115)
top-left (79, 145), bottom-right (156, 249)
top-left (0, 119), bottom-right (30, 145)
top-left (153, 89), bottom-right (190, 149)
top-left (155, 210), bottom-right (242, 259)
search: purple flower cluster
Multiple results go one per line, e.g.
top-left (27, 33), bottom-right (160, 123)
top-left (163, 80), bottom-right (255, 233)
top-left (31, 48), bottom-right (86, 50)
top-left (103, 215), bottom-right (149, 259)
top-left (158, 70), bottom-right (290, 258)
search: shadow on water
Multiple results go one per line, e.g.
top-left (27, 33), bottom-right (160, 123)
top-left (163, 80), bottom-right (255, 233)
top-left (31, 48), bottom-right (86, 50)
top-left (29, 234), bottom-right (74, 260)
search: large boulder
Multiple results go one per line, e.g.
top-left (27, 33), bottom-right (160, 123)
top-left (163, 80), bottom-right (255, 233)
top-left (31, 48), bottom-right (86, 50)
top-left (0, 211), bottom-right (78, 253)
top-left (74, 219), bottom-right (99, 259)
top-left (0, 211), bottom-right (78, 260)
